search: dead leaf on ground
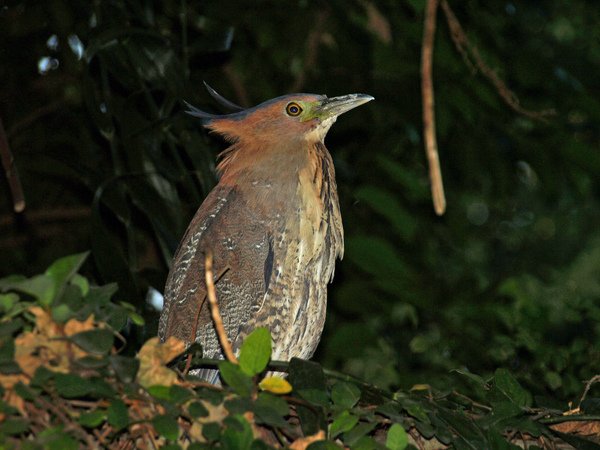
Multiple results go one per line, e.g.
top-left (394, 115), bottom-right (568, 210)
top-left (137, 336), bottom-right (185, 388)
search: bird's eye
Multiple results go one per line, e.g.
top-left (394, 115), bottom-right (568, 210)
top-left (286, 102), bottom-right (303, 116)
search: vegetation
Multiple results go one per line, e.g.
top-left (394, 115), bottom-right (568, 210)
top-left (1, 0), bottom-right (599, 448)
top-left (0, 254), bottom-right (595, 449)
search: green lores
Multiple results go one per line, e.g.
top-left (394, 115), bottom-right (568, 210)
top-left (296, 94), bottom-right (375, 122)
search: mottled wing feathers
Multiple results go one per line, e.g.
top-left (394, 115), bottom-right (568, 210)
top-left (158, 185), bottom-right (273, 361)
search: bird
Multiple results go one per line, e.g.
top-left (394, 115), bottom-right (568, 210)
top-left (158, 84), bottom-right (373, 382)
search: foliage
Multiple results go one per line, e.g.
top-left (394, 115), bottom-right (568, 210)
top-left (2, 256), bottom-right (599, 449)
top-left (1, 0), bottom-right (600, 430)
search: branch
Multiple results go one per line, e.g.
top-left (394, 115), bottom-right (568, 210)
top-left (205, 252), bottom-right (238, 364)
top-left (421, 0), bottom-right (447, 216)
top-left (440, 0), bottom-right (556, 121)
top-left (0, 117), bottom-right (25, 212)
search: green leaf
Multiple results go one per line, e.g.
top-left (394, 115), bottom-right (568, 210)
top-left (0, 319), bottom-right (22, 337)
top-left (70, 329), bottom-right (114, 355)
top-left (239, 327), bottom-right (272, 376)
top-left (127, 310), bottom-right (145, 325)
top-left (45, 252), bottom-right (89, 302)
top-left (222, 415), bottom-right (253, 450)
top-left (493, 368), bottom-right (531, 407)
top-left (298, 388), bottom-right (330, 407)
top-left (71, 274), bottom-right (90, 296)
top-left (47, 434), bottom-right (79, 450)
top-left (219, 361), bottom-right (253, 397)
top-left (152, 414), bottom-right (179, 441)
top-left (289, 358), bottom-right (328, 436)
top-left (202, 422), bottom-right (222, 442)
top-left (331, 381), bottom-right (361, 409)
top-left (288, 358), bottom-right (327, 391)
top-left (110, 355), bottom-right (140, 383)
top-left (256, 392), bottom-right (289, 416)
top-left (51, 303), bottom-right (73, 322)
top-left (148, 385), bottom-right (171, 400)
top-left (13, 274), bottom-right (55, 305)
top-left (342, 422), bottom-right (377, 446)
top-left (14, 382), bottom-right (39, 401)
top-left (79, 409), bottom-right (107, 427)
top-left (386, 423), bottom-right (408, 450)
top-left (1, 418), bottom-right (29, 435)
top-left (0, 347), bottom-right (16, 370)
top-left (169, 385), bottom-right (194, 404)
top-left (252, 393), bottom-right (289, 429)
top-left (329, 410), bottom-right (358, 439)
top-left (188, 401), bottom-right (209, 418)
top-left (54, 373), bottom-right (93, 398)
top-left (0, 293), bottom-right (18, 313)
top-left (88, 377), bottom-right (116, 398)
top-left (107, 398), bottom-right (129, 430)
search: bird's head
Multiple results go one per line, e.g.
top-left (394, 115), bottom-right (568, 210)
top-left (186, 90), bottom-right (373, 145)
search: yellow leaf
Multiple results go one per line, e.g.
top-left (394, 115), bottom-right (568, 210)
top-left (259, 376), bottom-right (292, 394)
top-left (410, 384), bottom-right (431, 392)
top-left (137, 337), bottom-right (185, 388)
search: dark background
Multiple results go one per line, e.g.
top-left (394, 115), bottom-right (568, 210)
top-left (1, 0), bottom-right (599, 404)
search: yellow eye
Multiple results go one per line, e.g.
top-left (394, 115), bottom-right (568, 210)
top-left (286, 102), bottom-right (303, 116)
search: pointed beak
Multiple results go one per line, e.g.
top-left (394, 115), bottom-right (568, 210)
top-left (315, 93), bottom-right (374, 120)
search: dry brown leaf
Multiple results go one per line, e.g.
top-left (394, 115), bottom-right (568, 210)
top-left (289, 430), bottom-right (326, 450)
top-left (550, 420), bottom-right (600, 437)
top-left (64, 314), bottom-right (95, 336)
top-left (29, 306), bottom-right (61, 337)
top-left (137, 337), bottom-right (185, 388)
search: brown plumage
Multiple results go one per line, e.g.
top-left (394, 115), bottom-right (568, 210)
top-left (158, 89), bottom-right (373, 382)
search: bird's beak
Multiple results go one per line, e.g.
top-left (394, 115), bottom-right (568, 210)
top-left (314, 93), bottom-right (374, 121)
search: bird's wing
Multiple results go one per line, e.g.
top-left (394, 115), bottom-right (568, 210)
top-left (158, 185), bottom-right (274, 361)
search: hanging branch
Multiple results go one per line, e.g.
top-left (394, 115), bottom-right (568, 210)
top-left (421, 0), bottom-right (447, 216)
top-left (0, 117), bottom-right (25, 212)
top-left (440, 0), bottom-right (556, 121)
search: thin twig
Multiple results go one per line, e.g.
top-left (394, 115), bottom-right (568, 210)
top-left (0, 117), bottom-right (25, 212)
top-left (421, 0), bottom-right (446, 216)
top-left (577, 374), bottom-right (600, 410)
top-left (183, 266), bottom-right (231, 375)
top-left (204, 252), bottom-right (238, 364)
top-left (440, 0), bottom-right (555, 121)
